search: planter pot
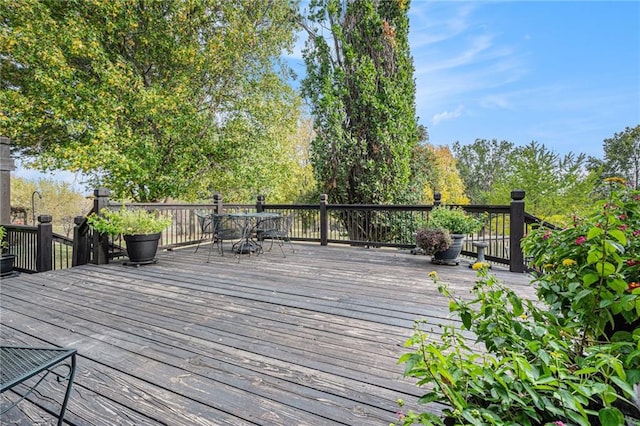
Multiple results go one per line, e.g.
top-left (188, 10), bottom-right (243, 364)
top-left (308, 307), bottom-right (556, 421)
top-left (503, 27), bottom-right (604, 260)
top-left (123, 233), bottom-right (161, 265)
top-left (0, 254), bottom-right (16, 276)
top-left (432, 234), bottom-right (465, 266)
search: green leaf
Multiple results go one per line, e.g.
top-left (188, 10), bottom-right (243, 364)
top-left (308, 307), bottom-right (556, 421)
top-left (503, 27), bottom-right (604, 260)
top-left (461, 311), bottom-right (472, 330)
top-left (608, 229), bottom-right (627, 245)
top-left (598, 407), bottom-right (624, 426)
top-left (587, 226), bottom-right (604, 239)
top-left (595, 261), bottom-right (616, 276)
top-left (582, 273), bottom-right (600, 285)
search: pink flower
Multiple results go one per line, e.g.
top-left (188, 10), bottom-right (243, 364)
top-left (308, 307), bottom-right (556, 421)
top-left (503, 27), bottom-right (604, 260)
top-left (619, 225), bottom-right (628, 231)
top-left (575, 236), bottom-right (587, 245)
top-left (553, 422), bottom-right (566, 426)
top-left (620, 214), bottom-right (627, 220)
top-left (542, 230), bottom-right (551, 240)
top-left (633, 229), bottom-right (640, 237)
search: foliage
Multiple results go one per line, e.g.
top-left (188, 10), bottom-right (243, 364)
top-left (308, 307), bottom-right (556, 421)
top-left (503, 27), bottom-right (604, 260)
top-left (484, 142), bottom-right (600, 223)
top-left (590, 125), bottom-right (640, 190)
top-left (0, 226), bottom-right (8, 252)
top-left (452, 139), bottom-right (516, 204)
top-left (405, 142), bottom-right (438, 204)
top-left (11, 177), bottom-right (92, 236)
top-left (397, 178), bottom-right (640, 425)
top-left (429, 206), bottom-right (482, 235)
top-left (426, 145), bottom-right (469, 204)
top-left (1, 0), bottom-right (301, 202)
top-left (396, 269), bottom-right (638, 426)
top-left (87, 207), bottom-right (171, 236)
top-left (301, 0), bottom-right (420, 206)
top-left (415, 228), bottom-right (451, 255)
top-left (522, 178), bottom-right (640, 343)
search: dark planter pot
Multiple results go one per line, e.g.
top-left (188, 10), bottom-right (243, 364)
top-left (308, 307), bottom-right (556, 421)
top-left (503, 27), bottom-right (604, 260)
top-left (0, 254), bottom-right (16, 276)
top-left (432, 234), bottom-right (465, 266)
top-left (123, 233), bottom-right (161, 265)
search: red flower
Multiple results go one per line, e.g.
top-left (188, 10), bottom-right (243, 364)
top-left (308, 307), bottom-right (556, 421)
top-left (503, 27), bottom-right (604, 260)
top-left (619, 225), bottom-right (628, 231)
top-left (619, 214), bottom-right (627, 220)
top-left (627, 282), bottom-right (640, 293)
top-left (542, 230), bottom-right (551, 240)
top-left (575, 236), bottom-right (587, 245)
top-left (634, 230), bottom-right (640, 237)
top-left (626, 259), bottom-right (640, 267)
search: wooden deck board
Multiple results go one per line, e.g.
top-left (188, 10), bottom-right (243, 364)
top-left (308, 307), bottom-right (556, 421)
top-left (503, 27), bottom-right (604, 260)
top-left (1, 243), bottom-right (534, 425)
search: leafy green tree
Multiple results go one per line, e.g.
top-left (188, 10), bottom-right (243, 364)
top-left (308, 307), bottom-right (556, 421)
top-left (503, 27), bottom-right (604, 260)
top-left (452, 139), bottom-right (515, 204)
top-left (301, 0), bottom-right (420, 206)
top-left (428, 145), bottom-right (468, 204)
top-left (11, 177), bottom-right (91, 236)
top-left (593, 125), bottom-right (640, 189)
top-left (1, 0), bottom-right (300, 202)
top-left (487, 142), bottom-right (599, 223)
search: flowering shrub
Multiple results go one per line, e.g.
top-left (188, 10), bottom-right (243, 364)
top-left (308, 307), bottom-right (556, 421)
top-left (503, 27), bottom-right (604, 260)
top-left (396, 179), bottom-right (640, 425)
top-left (522, 178), bottom-right (640, 342)
top-left (415, 228), bottom-right (452, 255)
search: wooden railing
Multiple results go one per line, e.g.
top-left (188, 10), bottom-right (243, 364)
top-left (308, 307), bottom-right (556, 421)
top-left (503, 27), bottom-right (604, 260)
top-left (3, 215), bottom-right (74, 273)
top-left (3, 188), bottom-right (551, 274)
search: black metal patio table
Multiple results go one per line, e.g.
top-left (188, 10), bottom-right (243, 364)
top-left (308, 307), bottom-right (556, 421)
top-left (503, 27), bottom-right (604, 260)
top-left (228, 212), bottom-right (280, 255)
top-left (1, 346), bottom-right (77, 425)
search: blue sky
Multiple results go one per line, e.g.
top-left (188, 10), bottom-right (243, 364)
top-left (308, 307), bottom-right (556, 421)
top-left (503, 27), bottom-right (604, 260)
top-left (14, 0), bottom-right (640, 190)
top-left (291, 0), bottom-right (639, 157)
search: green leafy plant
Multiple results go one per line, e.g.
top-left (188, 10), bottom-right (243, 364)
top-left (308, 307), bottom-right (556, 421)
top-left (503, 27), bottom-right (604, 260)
top-left (87, 206), bottom-right (172, 236)
top-left (429, 206), bottom-right (482, 235)
top-left (396, 178), bottom-right (640, 425)
top-left (415, 228), bottom-right (452, 255)
top-left (0, 225), bottom-right (8, 252)
top-left (522, 177), bottom-right (640, 344)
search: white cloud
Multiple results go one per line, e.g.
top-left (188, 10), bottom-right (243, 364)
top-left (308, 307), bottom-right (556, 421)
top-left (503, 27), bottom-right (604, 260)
top-left (432, 105), bottom-right (464, 125)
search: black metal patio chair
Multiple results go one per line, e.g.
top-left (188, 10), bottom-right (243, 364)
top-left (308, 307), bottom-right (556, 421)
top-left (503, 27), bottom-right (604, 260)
top-left (256, 213), bottom-right (295, 257)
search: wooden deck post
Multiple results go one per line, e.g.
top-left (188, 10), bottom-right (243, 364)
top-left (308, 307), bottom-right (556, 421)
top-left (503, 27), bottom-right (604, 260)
top-left (213, 193), bottom-right (223, 214)
top-left (92, 188), bottom-right (110, 264)
top-left (256, 194), bottom-right (265, 213)
top-left (433, 192), bottom-right (441, 206)
top-left (72, 216), bottom-right (90, 266)
top-left (319, 194), bottom-right (328, 246)
top-left (509, 189), bottom-right (526, 273)
top-left (36, 214), bottom-right (53, 272)
top-left (0, 136), bottom-right (15, 225)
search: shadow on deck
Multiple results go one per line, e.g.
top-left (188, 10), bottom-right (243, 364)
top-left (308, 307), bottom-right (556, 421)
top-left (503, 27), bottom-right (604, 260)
top-left (0, 243), bottom-right (534, 425)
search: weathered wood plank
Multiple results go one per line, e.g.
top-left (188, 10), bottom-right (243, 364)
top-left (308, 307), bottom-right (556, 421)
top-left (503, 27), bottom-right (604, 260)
top-left (1, 243), bottom-right (534, 425)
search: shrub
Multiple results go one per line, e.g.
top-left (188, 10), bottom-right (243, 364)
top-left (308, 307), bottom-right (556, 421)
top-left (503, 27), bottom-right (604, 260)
top-left (87, 206), bottom-right (172, 236)
top-left (0, 225), bottom-right (8, 252)
top-left (415, 228), bottom-right (452, 255)
top-left (429, 206), bottom-right (482, 235)
top-left (396, 178), bottom-right (640, 425)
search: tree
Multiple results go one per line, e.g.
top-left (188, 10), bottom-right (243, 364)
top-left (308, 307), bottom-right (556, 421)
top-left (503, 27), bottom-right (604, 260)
top-left (452, 139), bottom-right (515, 204)
top-left (1, 0), bottom-right (301, 202)
top-left (598, 125), bottom-right (640, 189)
top-left (427, 145), bottom-right (468, 204)
top-left (487, 142), bottom-right (598, 223)
top-left (301, 0), bottom-right (420, 206)
top-left (10, 177), bottom-right (92, 236)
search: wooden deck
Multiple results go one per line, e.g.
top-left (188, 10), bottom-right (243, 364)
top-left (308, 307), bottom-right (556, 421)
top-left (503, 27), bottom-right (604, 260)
top-left (1, 242), bottom-right (534, 425)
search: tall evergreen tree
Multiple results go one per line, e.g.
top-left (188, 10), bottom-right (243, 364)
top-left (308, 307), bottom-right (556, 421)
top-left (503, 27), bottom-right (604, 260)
top-left (301, 0), bottom-right (419, 206)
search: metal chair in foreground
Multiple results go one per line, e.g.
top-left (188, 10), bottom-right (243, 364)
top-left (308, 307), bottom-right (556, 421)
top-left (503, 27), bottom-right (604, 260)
top-left (1, 346), bottom-right (77, 426)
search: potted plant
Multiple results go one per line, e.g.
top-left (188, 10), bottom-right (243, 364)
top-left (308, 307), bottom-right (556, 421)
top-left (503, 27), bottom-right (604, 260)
top-left (426, 206), bottom-right (482, 265)
top-left (0, 225), bottom-right (16, 276)
top-left (415, 228), bottom-right (452, 256)
top-left (87, 206), bottom-right (172, 265)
